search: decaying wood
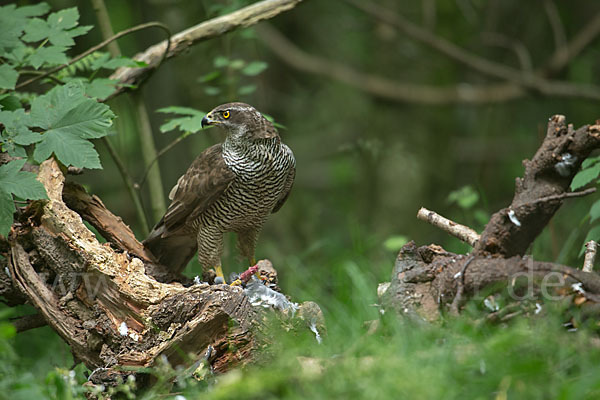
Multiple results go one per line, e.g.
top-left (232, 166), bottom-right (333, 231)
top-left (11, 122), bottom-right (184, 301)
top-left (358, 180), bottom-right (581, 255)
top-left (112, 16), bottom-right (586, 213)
top-left (2, 159), bottom-right (316, 388)
top-left (387, 115), bottom-right (600, 319)
top-left (381, 242), bottom-right (600, 321)
top-left (475, 115), bottom-right (600, 257)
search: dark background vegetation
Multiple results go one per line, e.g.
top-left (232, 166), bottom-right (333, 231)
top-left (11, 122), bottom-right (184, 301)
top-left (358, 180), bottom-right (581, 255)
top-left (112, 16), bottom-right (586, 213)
top-left (4, 0), bottom-right (600, 398)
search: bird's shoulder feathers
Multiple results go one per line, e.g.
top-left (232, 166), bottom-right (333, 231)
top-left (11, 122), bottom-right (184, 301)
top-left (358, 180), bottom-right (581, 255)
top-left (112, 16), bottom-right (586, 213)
top-left (161, 143), bottom-right (235, 233)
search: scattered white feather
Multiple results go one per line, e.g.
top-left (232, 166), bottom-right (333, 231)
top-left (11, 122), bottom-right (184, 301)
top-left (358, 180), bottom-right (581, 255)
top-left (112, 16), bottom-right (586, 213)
top-left (571, 282), bottom-right (585, 294)
top-left (483, 297), bottom-right (499, 311)
top-left (453, 271), bottom-right (462, 279)
top-left (193, 276), bottom-right (202, 285)
top-left (535, 303), bottom-right (542, 314)
top-left (309, 321), bottom-right (322, 344)
top-left (4, 266), bottom-right (10, 279)
top-left (554, 153), bottom-right (577, 177)
top-left (118, 321), bottom-right (128, 336)
top-left (508, 209), bottom-right (521, 227)
top-left (174, 396), bottom-right (187, 400)
top-left (129, 331), bottom-right (139, 342)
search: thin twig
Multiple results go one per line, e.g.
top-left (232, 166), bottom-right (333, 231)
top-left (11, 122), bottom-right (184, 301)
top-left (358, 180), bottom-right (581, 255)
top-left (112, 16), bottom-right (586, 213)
top-left (106, 0), bottom-right (306, 99)
top-left (344, 0), bottom-right (600, 100)
top-left (258, 25), bottom-right (525, 104)
top-left (101, 137), bottom-right (150, 235)
top-left (10, 313), bottom-right (47, 333)
top-left (450, 255), bottom-right (476, 315)
top-left (17, 70), bottom-right (65, 85)
top-left (545, 11), bottom-right (600, 76)
top-left (583, 240), bottom-right (597, 273)
top-left (480, 32), bottom-right (532, 72)
top-left (137, 132), bottom-right (190, 187)
top-left (516, 187), bottom-right (597, 208)
top-left (416, 207), bottom-right (480, 247)
top-left (543, 0), bottom-right (567, 56)
top-left (16, 22), bottom-right (171, 90)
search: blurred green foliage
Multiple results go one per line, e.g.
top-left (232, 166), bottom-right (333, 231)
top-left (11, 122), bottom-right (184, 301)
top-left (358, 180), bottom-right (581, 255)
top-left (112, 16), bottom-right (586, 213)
top-left (3, 0), bottom-right (600, 398)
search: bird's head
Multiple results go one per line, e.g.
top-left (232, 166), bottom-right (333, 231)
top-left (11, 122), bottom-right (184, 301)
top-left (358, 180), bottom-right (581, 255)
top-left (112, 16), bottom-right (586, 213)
top-left (201, 102), bottom-right (278, 140)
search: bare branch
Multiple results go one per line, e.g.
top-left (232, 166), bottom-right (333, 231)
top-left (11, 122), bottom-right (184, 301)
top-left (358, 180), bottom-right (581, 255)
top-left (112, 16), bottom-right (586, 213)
top-left (545, 10), bottom-right (600, 75)
top-left (476, 117), bottom-right (600, 257)
top-left (515, 187), bottom-right (596, 209)
top-left (416, 207), bottom-right (480, 247)
top-left (584, 240), bottom-right (597, 273)
top-left (258, 25), bottom-right (525, 104)
top-left (11, 313), bottom-right (47, 333)
top-left (16, 22), bottom-right (171, 90)
top-left (543, 0), bottom-right (567, 56)
top-left (344, 0), bottom-right (600, 101)
top-left (480, 32), bottom-right (532, 72)
top-left (106, 0), bottom-right (307, 99)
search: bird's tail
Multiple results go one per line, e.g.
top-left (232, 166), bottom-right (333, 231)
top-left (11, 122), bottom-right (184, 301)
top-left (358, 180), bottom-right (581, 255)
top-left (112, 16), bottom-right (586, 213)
top-left (143, 221), bottom-right (197, 274)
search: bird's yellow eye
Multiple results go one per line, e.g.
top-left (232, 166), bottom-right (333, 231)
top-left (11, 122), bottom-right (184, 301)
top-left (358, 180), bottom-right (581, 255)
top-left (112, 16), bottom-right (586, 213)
top-left (222, 110), bottom-right (230, 119)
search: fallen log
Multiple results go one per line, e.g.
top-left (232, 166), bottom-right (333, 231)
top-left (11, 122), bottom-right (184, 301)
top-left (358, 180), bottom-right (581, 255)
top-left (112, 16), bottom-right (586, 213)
top-left (383, 115), bottom-right (600, 320)
top-left (4, 159), bottom-right (319, 389)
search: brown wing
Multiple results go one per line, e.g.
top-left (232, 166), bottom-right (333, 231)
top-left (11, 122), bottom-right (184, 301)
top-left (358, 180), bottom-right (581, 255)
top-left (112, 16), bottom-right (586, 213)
top-left (272, 165), bottom-right (295, 213)
top-left (162, 143), bottom-right (235, 234)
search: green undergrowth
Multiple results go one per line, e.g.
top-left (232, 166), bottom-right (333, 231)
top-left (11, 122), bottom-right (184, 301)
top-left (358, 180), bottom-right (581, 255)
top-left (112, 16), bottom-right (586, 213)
top-left (3, 264), bottom-right (600, 400)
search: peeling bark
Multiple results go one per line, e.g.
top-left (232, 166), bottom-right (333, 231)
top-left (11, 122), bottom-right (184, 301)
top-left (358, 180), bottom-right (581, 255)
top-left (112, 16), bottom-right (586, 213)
top-left (387, 115), bottom-right (600, 320)
top-left (2, 159), bottom-right (315, 388)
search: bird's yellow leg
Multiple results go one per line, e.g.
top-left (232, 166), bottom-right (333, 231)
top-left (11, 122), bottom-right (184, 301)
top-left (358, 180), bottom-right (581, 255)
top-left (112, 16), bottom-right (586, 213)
top-left (214, 265), bottom-right (226, 284)
top-left (249, 258), bottom-right (263, 281)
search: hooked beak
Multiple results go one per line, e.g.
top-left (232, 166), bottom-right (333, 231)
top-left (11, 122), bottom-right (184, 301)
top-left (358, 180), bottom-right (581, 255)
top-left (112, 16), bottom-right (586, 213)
top-left (201, 112), bottom-right (217, 129)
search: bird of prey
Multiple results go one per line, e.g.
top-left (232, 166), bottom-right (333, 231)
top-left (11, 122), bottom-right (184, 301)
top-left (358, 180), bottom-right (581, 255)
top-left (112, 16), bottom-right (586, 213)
top-left (143, 102), bottom-right (295, 283)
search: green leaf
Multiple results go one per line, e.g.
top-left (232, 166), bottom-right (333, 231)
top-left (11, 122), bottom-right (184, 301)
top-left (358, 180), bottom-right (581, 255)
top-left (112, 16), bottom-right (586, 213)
top-left (0, 159), bottom-right (47, 200)
top-left (22, 8), bottom-right (91, 48)
top-left (0, 2), bottom-right (50, 52)
top-left (100, 56), bottom-right (146, 70)
top-left (582, 155), bottom-right (600, 169)
top-left (383, 235), bottom-right (409, 252)
top-left (0, 109), bottom-right (39, 144)
top-left (198, 71), bottom-right (221, 83)
top-left (29, 82), bottom-right (114, 168)
top-left (158, 106), bottom-right (206, 134)
top-left (447, 185), bottom-right (479, 210)
top-left (0, 65), bottom-right (19, 90)
top-left (84, 78), bottom-right (118, 99)
top-left (229, 59), bottom-right (245, 70)
top-left (571, 163), bottom-right (600, 190)
top-left (47, 7), bottom-right (79, 30)
top-left (157, 106), bottom-right (204, 116)
top-left (204, 86), bottom-right (221, 96)
top-left (28, 45), bottom-right (69, 69)
top-left (263, 113), bottom-right (287, 130)
top-left (0, 95), bottom-right (22, 111)
top-left (590, 199), bottom-right (600, 223)
top-left (242, 61), bottom-right (268, 76)
top-left (0, 190), bottom-right (14, 238)
top-left (238, 84), bottom-right (257, 95)
top-left (213, 56), bottom-right (229, 68)
top-left (34, 130), bottom-right (102, 169)
top-left (0, 159), bottom-right (47, 236)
